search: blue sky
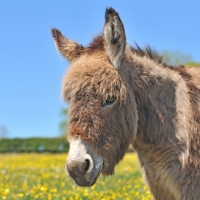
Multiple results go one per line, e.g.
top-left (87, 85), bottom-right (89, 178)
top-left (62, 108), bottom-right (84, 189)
top-left (0, 1), bottom-right (199, 138)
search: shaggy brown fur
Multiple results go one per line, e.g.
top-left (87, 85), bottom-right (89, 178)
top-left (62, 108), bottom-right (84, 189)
top-left (52, 7), bottom-right (200, 200)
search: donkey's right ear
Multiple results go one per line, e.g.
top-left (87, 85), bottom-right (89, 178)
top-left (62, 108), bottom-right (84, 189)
top-left (103, 8), bottom-right (126, 70)
top-left (51, 28), bottom-right (83, 62)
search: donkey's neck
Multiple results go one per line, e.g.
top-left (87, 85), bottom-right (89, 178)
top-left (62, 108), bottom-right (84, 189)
top-left (123, 53), bottom-right (192, 200)
top-left (124, 53), bottom-right (190, 164)
top-left (124, 54), bottom-right (180, 148)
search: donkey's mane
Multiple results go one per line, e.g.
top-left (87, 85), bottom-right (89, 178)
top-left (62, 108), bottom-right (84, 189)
top-left (84, 34), bottom-right (167, 67)
top-left (84, 35), bottom-right (194, 83)
top-left (130, 43), bottom-right (163, 64)
top-left (85, 35), bottom-right (163, 64)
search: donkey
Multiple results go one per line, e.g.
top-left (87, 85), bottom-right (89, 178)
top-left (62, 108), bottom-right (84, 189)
top-left (52, 7), bottom-right (200, 200)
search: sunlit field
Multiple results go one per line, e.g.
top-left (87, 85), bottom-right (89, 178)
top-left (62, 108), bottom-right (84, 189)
top-left (0, 153), bottom-right (153, 200)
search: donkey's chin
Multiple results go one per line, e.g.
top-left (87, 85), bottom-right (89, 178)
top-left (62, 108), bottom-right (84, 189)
top-left (101, 162), bottom-right (115, 176)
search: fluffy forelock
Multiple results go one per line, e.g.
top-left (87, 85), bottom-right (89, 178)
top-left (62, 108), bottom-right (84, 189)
top-left (62, 55), bottom-right (127, 103)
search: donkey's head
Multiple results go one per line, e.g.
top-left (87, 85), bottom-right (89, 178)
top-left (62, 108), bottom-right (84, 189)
top-left (52, 8), bottom-right (138, 187)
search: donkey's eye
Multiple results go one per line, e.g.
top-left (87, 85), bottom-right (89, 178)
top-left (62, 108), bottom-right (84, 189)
top-left (101, 96), bottom-right (116, 107)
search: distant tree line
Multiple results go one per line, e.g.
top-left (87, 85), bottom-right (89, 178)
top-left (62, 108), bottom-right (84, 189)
top-left (0, 137), bottom-right (69, 153)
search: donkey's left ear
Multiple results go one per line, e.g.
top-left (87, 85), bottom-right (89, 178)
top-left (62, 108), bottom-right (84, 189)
top-left (104, 8), bottom-right (126, 69)
top-left (51, 28), bottom-right (83, 62)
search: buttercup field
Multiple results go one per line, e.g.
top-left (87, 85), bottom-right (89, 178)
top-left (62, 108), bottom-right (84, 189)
top-left (0, 153), bottom-right (153, 200)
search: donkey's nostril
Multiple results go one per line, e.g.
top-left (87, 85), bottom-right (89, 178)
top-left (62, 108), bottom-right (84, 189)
top-left (83, 159), bottom-right (90, 173)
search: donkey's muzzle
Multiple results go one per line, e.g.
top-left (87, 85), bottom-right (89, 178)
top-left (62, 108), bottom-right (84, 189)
top-left (66, 137), bottom-right (103, 187)
top-left (66, 154), bottom-right (99, 187)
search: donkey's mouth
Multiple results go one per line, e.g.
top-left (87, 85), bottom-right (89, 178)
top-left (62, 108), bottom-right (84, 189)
top-left (75, 168), bottom-right (101, 187)
top-left (68, 164), bottom-right (102, 187)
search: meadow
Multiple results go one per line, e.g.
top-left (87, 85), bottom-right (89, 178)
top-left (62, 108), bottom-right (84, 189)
top-left (0, 153), bottom-right (153, 200)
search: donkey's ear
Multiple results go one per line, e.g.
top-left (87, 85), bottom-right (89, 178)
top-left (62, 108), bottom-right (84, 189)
top-left (103, 8), bottom-right (126, 69)
top-left (51, 28), bottom-right (83, 62)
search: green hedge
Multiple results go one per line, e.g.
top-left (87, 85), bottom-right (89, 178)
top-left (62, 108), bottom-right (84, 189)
top-left (0, 137), bottom-right (69, 153)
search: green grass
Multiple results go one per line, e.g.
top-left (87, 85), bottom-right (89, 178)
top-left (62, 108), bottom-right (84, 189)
top-left (0, 153), bottom-right (153, 200)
